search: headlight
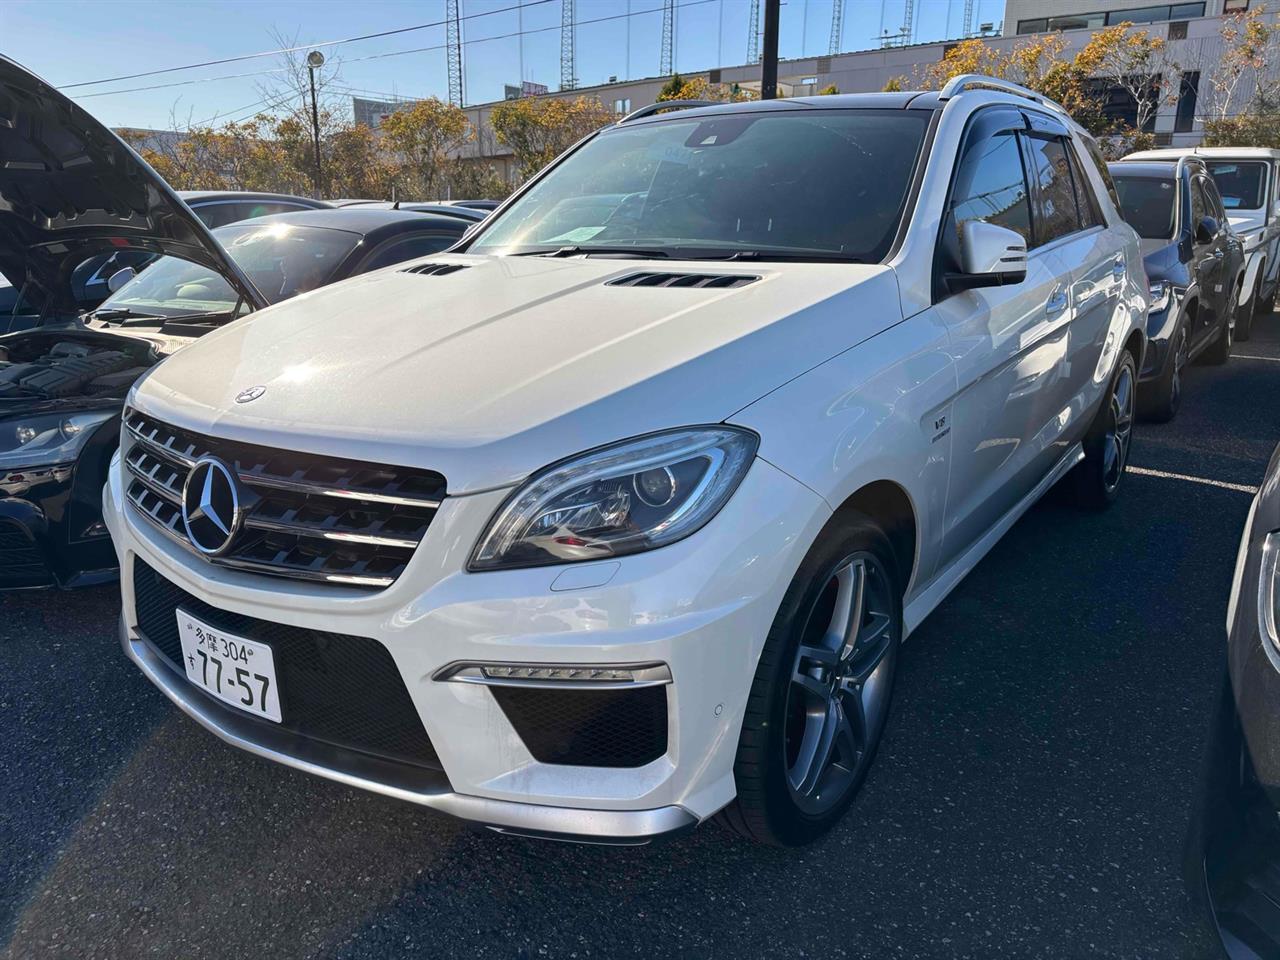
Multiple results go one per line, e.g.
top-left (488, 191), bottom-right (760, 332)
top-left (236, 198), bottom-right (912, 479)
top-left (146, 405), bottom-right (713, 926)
top-left (469, 426), bottom-right (759, 571)
top-left (1148, 280), bottom-right (1171, 314)
top-left (0, 410), bottom-right (117, 469)
top-left (1261, 532), bottom-right (1280, 652)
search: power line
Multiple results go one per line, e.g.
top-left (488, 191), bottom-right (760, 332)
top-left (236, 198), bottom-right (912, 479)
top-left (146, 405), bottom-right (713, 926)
top-left (58, 0), bottom-right (555, 90)
top-left (74, 67), bottom-right (290, 100)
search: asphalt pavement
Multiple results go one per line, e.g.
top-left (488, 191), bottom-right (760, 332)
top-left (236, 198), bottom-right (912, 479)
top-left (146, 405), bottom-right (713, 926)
top-left (4, 309), bottom-right (1279, 959)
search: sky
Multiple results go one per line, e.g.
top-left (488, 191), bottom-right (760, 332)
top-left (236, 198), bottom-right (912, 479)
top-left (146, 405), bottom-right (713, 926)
top-left (4, 0), bottom-right (1007, 130)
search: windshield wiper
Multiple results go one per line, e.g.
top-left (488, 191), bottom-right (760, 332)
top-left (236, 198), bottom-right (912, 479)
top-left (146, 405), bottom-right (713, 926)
top-left (90, 307), bottom-right (166, 323)
top-left (515, 245), bottom-right (671, 258)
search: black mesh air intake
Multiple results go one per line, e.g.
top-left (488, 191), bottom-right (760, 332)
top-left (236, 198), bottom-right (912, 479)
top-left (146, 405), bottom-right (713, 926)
top-left (490, 685), bottom-right (668, 768)
top-left (132, 558), bottom-right (441, 770)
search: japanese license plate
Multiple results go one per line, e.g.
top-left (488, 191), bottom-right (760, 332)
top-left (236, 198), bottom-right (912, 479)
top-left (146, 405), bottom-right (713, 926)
top-left (176, 609), bottom-right (282, 723)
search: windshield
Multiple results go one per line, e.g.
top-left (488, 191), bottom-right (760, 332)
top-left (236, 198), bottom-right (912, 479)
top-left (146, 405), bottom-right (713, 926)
top-left (470, 109), bottom-right (929, 262)
top-left (1205, 161), bottom-right (1268, 211)
top-left (1112, 175), bottom-right (1176, 240)
top-left (96, 221), bottom-right (361, 320)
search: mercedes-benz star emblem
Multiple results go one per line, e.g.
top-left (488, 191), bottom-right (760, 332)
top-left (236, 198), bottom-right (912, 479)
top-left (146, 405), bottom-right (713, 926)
top-left (235, 385), bottom-right (266, 403)
top-left (181, 457), bottom-right (243, 556)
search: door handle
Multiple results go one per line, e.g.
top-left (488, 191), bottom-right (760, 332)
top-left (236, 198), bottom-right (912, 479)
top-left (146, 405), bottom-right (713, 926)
top-left (1046, 289), bottom-right (1069, 316)
top-left (1213, 250), bottom-right (1225, 259)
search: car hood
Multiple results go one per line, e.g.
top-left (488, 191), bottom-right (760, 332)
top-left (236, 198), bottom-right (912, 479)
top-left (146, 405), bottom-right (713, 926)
top-left (132, 254), bottom-right (902, 493)
top-left (0, 56), bottom-right (266, 319)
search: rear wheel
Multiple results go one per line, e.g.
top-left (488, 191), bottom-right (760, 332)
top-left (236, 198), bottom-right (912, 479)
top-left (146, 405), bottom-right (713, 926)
top-left (1203, 303), bottom-right (1234, 365)
top-left (720, 514), bottom-right (901, 846)
top-left (1140, 317), bottom-right (1188, 424)
top-left (1071, 350), bottom-right (1136, 510)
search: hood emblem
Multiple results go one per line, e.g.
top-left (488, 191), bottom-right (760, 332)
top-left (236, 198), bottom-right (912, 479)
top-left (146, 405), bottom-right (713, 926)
top-left (181, 457), bottom-right (244, 556)
top-left (235, 385), bottom-right (267, 403)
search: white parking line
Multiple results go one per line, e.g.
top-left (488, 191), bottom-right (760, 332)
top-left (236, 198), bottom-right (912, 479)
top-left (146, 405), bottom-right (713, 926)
top-left (1232, 354), bottom-right (1280, 362)
top-left (1127, 465), bottom-right (1258, 495)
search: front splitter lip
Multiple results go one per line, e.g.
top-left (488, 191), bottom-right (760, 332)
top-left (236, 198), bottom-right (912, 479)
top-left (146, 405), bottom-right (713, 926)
top-left (120, 616), bottom-right (699, 845)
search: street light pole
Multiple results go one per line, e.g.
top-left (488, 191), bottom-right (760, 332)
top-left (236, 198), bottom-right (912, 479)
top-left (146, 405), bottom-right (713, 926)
top-left (760, 0), bottom-right (780, 99)
top-left (306, 50), bottom-right (325, 199)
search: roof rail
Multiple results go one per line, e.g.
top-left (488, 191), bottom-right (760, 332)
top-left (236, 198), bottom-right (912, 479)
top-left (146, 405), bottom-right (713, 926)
top-left (937, 74), bottom-right (1071, 119)
top-left (618, 99), bottom-right (718, 123)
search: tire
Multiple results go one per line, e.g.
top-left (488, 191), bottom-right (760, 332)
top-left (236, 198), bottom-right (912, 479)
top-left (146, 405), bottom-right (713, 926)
top-left (719, 512), bottom-right (902, 846)
top-left (1071, 349), bottom-right (1136, 510)
top-left (1202, 305), bottom-right (1233, 365)
top-left (1139, 317), bottom-right (1187, 424)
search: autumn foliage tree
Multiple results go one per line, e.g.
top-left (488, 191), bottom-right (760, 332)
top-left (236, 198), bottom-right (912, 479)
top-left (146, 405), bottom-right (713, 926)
top-left (489, 95), bottom-right (615, 179)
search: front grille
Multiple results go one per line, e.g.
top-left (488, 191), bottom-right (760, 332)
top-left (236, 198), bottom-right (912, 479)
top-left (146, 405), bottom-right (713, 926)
top-left (491, 685), bottom-right (668, 768)
top-left (133, 558), bottom-right (442, 771)
top-left (122, 408), bottom-right (447, 588)
top-left (0, 520), bottom-right (51, 587)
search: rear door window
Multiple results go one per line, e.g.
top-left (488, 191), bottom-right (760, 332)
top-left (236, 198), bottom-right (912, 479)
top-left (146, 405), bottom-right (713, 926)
top-left (356, 233), bottom-right (461, 273)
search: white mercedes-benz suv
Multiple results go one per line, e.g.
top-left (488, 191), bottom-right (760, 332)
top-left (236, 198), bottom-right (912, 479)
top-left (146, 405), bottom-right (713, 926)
top-left (107, 76), bottom-right (1147, 846)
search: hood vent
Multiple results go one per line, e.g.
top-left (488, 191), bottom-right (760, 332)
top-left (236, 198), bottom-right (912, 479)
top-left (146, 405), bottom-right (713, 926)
top-left (607, 271), bottom-right (759, 289)
top-left (401, 262), bottom-right (470, 277)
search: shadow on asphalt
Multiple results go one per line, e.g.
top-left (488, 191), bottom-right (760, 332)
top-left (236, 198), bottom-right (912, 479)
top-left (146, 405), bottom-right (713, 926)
top-left (3, 314), bottom-right (1277, 959)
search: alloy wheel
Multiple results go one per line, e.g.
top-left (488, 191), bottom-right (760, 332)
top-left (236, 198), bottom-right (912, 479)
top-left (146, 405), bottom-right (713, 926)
top-left (784, 553), bottom-right (896, 816)
top-left (1103, 362), bottom-right (1135, 494)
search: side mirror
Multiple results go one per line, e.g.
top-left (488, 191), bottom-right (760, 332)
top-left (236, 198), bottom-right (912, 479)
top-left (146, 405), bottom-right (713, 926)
top-left (949, 220), bottom-right (1028, 291)
top-left (107, 267), bottom-right (136, 293)
top-left (1194, 216), bottom-right (1218, 244)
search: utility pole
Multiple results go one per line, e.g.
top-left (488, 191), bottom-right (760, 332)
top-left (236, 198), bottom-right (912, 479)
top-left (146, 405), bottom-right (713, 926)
top-left (760, 0), bottom-right (780, 99)
top-left (306, 50), bottom-right (324, 199)
top-left (747, 0), bottom-right (761, 63)
top-left (961, 0), bottom-right (975, 36)
top-left (660, 0), bottom-right (675, 75)
top-left (446, 0), bottom-right (464, 107)
top-left (828, 0), bottom-right (845, 55)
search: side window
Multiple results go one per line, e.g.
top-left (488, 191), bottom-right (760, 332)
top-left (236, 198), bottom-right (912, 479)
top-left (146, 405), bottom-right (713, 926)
top-left (1200, 176), bottom-right (1227, 221)
top-left (356, 233), bottom-right (458, 273)
top-left (1066, 144), bottom-right (1101, 229)
top-left (948, 132), bottom-right (1032, 243)
top-left (1081, 135), bottom-right (1122, 213)
top-left (1189, 177), bottom-right (1208, 234)
top-left (1024, 135), bottom-right (1085, 247)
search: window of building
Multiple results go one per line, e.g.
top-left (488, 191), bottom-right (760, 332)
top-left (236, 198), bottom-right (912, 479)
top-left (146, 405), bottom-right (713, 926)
top-left (612, 98), bottom-right (631, 114)
top-left (1175, 71), bottom-right (1199, 133)
top-left (1017, 3), bottom-right (1205, 33)
top-left (1223, 0), bottom-right (1249, 12)
top-left (1168, 19), bottom-right (1188, 39)
top-left (1085, 77), bottom-right (1161, 132)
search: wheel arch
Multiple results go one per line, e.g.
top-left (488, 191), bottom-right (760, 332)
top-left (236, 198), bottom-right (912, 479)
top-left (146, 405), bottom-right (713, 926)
top-left (830, 480), bottom-right (918, 600)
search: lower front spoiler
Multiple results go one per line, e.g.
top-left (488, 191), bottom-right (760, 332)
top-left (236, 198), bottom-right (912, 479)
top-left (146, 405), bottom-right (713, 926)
top-left (121, 616), bottom-right (699, 845)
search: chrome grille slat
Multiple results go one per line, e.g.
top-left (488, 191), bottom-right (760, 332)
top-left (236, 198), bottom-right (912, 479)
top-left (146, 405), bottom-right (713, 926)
top-left (122, 409), bottom-right (446, 590)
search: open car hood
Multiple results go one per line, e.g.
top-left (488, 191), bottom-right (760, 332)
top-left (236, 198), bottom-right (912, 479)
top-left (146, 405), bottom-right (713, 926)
top-left (0, 56), bottom-right (267, 320)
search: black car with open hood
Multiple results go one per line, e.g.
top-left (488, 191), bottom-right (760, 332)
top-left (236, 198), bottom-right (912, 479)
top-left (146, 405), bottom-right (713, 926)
top-left (0, 54), bottom-right (270, 588)
top-left (0, 56), bottom-right (473, 588)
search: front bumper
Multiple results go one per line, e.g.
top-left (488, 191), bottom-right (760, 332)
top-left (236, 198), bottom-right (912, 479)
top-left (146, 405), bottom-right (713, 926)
top-left (107, 453), bottom-right (830, 841)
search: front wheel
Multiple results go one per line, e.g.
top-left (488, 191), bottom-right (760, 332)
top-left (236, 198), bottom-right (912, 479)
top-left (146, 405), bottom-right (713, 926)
top-left (1202, 305), bottom-right (1234, 365)
top-left (1238, 276), bottom-right (1259, 342)
top-left (719, 514), bottom-right (901, 846)
top-left (1071, 350), bottom-right (1136, 510)
top-left (1139, 319), bottom-right (1188, 424)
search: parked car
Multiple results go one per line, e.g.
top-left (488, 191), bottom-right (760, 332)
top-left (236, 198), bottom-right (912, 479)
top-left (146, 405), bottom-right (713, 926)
top-left (1187, 441), bottom-right (1280, 957)
top-left (1126, 147), bottom-right (1280, 340)
top-left (13, 190), bottom-right (331, 331)
top-left (0, 57), bottom-right (472, 589)
top-left (1109, 158), bottom-right (1246, 421)
top-left (107, 75), bottom-right (1147, 846)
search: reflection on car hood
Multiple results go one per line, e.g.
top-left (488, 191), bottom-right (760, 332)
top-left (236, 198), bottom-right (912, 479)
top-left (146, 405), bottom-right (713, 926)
top-left (0, 56), bottom-right (266, 319)
top-left (132, 254), bottom-right (901, 493)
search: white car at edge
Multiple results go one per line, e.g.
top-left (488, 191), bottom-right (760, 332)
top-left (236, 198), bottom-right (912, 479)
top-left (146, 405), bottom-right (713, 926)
top-left (102, 75), bottom-right (1147, 846)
